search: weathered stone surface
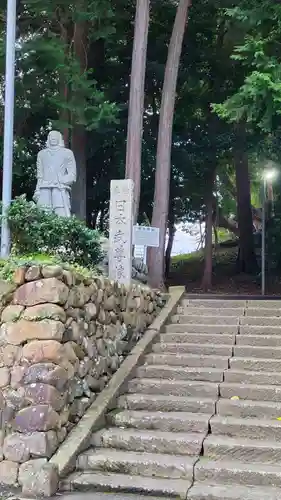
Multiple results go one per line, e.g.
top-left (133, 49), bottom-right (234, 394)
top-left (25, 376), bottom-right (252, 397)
top-left (25, 265), bottom-right (41, 281)
top-left (67, 285), bottom-right (91, 308)
top-left (23, 383), bottom-right (66, 411)
top-left (0, 391), bottom-right (5, 410)
top-left (3, 433), bottom-right (30, 462)
top-left (14, 405), bottom-right (61, 432)
top-left (57, 426), bottom-right (67, 443)
top-left (103, 295), bottom-right (117, 311)
top-left (69, 397), bottom-right (91, 418)
top-left (0, 281), bottom-right (16, 305)
top-left (0, 367), bottom-right (10, 388)
top-left (3, 388), bottom-right (26, 412)
top-left (13, 267), bottom-right (26, 285)
top-left (82, 337), bottom-right (97, 359)
top-left (22, 363), bottom-right (69, 390)
top-left (10, 366), bottom-right (25, 388)
top-left (42, 265), bottom-right (63, 279)
top-left (78, 358), bottom-right (92, 378)
top-left (69, 341), bottom-right (85, 360)
top-left (0, 263), bottom-right (163, 489)
top-left (13, 277), bottom-right (69, 306)
top-left (23, 303), bottom-right (66, 322)
top-left (0, 344), bottom-right (20, 367)
top-left (22, 339), bottom-right (66, 365)
top-left (0, 460), bottom-right (18, 485)
top-left (84, 302), bottom-right (98, 320)
top-left (62, 270), bottom-right (73, 287)
top-left (0, 429), bottom-right (4, 459)
top-left (1, 319), bottom-right (65, 345)
top-left (20, 460), bottom-right (59, 496)
top-left (64, 342), bottom-right (79, 364)
top-left (1, 305), bottom-right (24, 323)
top-left (18, 458), bottom-right (47, 485)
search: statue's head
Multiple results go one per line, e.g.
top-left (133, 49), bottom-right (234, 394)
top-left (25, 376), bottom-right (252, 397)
top-left (46, 130), bottom-right (64, 148)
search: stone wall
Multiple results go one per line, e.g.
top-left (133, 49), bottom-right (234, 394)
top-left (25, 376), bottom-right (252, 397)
top-left (0, 264), bottom-right (164, 490)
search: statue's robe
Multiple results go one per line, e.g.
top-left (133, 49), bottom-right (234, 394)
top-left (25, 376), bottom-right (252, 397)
top-left (35, 147), bottom-right (76, 217)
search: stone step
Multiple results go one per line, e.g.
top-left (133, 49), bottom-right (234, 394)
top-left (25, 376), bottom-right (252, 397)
top-left (188, 483), bottom-right (281, 500)
top-left (182, 299), bottom-right (246, 308)
top-left (234, 344), bottom-right (281, 359)
top-left (137, 365), bottom-right (224, 383)
top-left (145, 353), bottom-right (229, 369)
top-left (220, 382), bottom-right (281, 402)
top-left (247, 300), bottom-right (281, 308)
top-left (241, 317), bottom-right (281, 327)
top-left (177, 307), bottom-right (244, 317)
top-left (128, 378), bottom-right (219, 398)
top-left (224, 369), bottom-right (281, 386)
top-left (76, 448), bottom-right (197, 480)
top-left (235, 335), bottom-right (281, 347)
top-left (246, 307), bottom-right (281, 317)
top-left (194, 458), bottom-right (281, 487)
top-left (61, 471), bottom-right (191, 498)
top-left (92, 427), bottom-right (205, 455)
top-left (164, 324), bottom-right (237, 334)
top-left (170, 315), bottom-right (239, 326)
top-left (230, 357), bottom-right (281, 372)
top-left (210, 415), bottom-right (281, 441)
top-left (217, 398), bottom-right (281, 419)
top-left (240, 325), bottom-right (281, 335)
top-left (160, 333), bottom-right (235, 345)
top-left (118, 393), bottom-right (216, 414)
top-left (108, 409), bottom-right (210, 433)
top-left (59, 494), bottom-right (169, 500)
top-left (204, 435), bottom-right (281, 463)
top-left (153, 342), bottom-right (233, 356)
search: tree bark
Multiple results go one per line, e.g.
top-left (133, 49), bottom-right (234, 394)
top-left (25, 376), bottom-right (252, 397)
top-left (234, 124), bottom-right (257, 273)
top-left (148, 0), bottom-right (192, 289)
top-left (125, 0), bottom-right (150, 223)
top-left (71, 18), bottom-right (88, 220)
top-left (165, 222), bottom-right (176, 279)
top-left (202, 171), bottom-right (215, 291)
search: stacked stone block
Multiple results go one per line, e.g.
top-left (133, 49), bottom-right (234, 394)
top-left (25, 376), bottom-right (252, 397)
top-left (0, 264), bottom-right (163, 493)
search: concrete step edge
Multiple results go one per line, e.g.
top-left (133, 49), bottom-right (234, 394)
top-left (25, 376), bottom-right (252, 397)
top-left (188, 483), bottom-right (281, 500)
top-left (60, 471), bottom-right (192, 498)
top-left (212, 414), bottom-right (281, 428)
top-left (109, 409), bottom-right (211, 422)
top-left (205, 434), bottom-right (281, 449)
top-left (140, 365), bottom-right (225, 374)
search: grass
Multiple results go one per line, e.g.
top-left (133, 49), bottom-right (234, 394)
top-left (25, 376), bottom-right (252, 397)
top-left (0, 252), bottom-right (99, 282)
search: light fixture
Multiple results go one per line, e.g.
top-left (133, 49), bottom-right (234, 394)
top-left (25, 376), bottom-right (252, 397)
top-left (263, 169), bottom-right (277, 182)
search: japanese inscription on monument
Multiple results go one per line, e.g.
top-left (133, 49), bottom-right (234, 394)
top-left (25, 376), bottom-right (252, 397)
top-left (109, 179), bottom-right (134, 286)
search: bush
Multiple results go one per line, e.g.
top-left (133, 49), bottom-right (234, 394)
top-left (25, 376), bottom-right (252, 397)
top-left (5, 196), bottom-right (103, 268)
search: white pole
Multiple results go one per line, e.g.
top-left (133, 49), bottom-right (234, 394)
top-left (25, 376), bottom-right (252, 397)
top-left (1, 0), bottom-right (17, 258)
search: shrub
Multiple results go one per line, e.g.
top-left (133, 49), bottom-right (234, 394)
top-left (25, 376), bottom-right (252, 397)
top-left (5, 196), bottom-right (103, 268)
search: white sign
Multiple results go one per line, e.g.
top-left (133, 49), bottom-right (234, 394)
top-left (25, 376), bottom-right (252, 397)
top-left (133, 225), bottom-right (160, 247)
top-left (109, 179), bottom-right (134, 286)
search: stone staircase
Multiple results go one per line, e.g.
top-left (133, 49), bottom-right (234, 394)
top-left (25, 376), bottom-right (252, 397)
top-left (62, 297), bottom-right (281, 499)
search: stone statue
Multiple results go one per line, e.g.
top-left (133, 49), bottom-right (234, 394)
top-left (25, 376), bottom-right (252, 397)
top-left (34, 130), bottom-right (76, 217)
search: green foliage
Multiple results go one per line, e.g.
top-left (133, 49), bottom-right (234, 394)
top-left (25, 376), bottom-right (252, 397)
top-left (5, 196), bottom-right (103, 268)
top-left (213, 2), bottom-right (281, 132)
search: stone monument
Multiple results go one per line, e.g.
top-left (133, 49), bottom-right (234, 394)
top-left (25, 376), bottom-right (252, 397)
top-left (109, 179), bottom-right (134, 286)
top-left (34, 130), bottom-right (76, 217)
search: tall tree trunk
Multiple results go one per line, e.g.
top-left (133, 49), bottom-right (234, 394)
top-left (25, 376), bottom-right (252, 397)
top-left (202, 172), bottom-right (215, 291)
top-left (57, 9), bottom-right (70, 147)
top-left (165, 222), bottom-right (175, 279)
top-left (148, 0), bottom-right (192, 289)
top-left (125, 0), bottom-right (150, 223)
top-left (234, 124), bottom-right (257, 273)
top-left (71, 17), bottom-right (88, 220)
